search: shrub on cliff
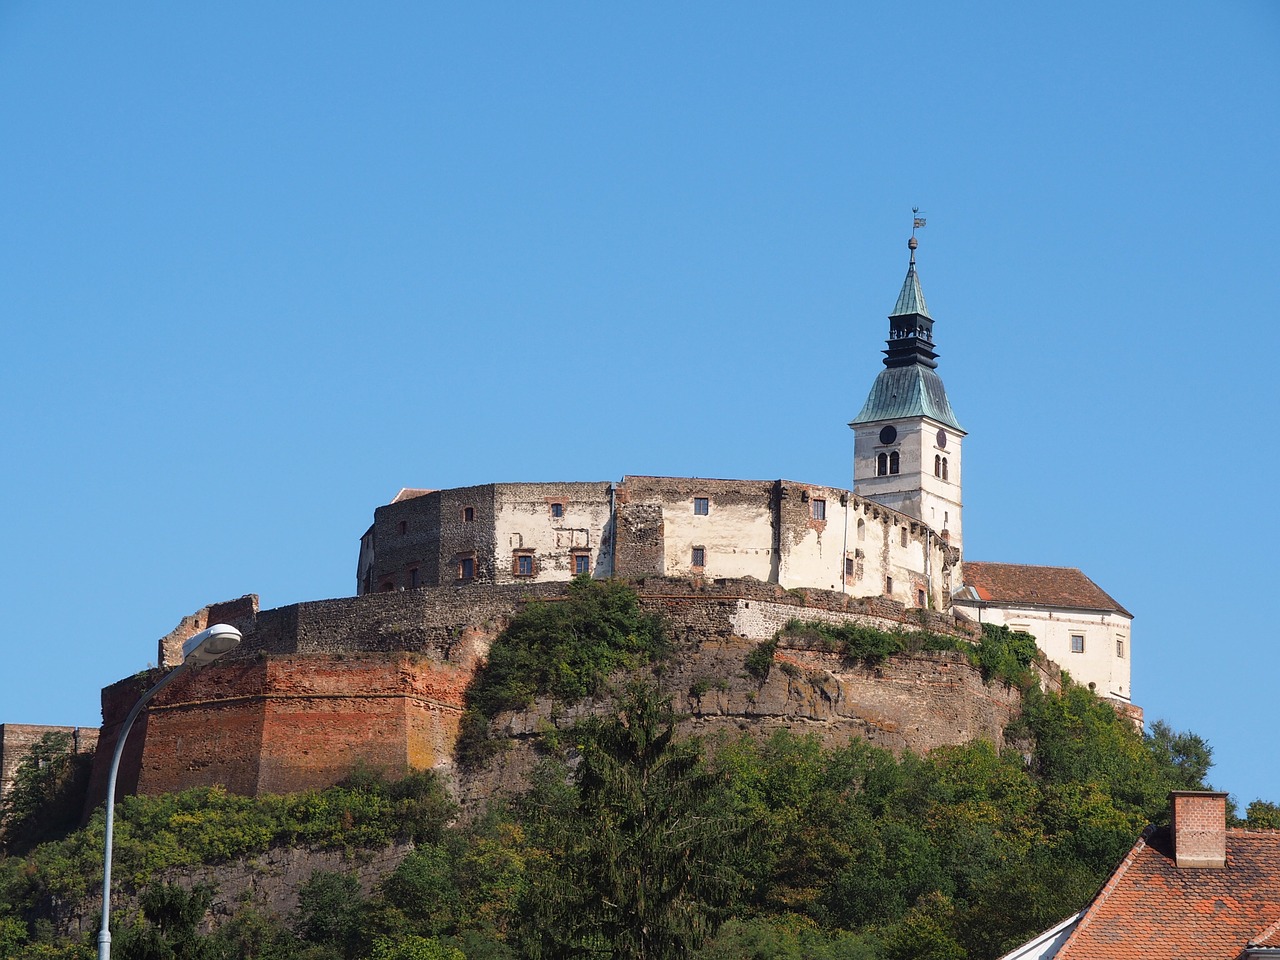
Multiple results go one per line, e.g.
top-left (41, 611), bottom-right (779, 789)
top-left (456, 578), bottom-right (668, 767)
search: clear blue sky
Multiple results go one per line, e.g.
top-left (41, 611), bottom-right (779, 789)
top-left (2, 3), bottom-right (1278, 807)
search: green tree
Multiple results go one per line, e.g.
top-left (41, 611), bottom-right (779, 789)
top-left (1, 732), bottom-right (94, 855)
top-left (113, 882), bottom-right (218, 960)
top-left (522, 684), bottom-right (747, 960)
top-left (295, 871), bottom-right (365, 959)
top-left (1145, 720), bottom-right (1212, 791)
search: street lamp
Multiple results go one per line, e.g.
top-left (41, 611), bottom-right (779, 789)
top-left (97, 623), bottom-right (243, 960)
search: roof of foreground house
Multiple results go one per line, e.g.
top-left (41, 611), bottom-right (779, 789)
top-left (1052, 826), bottom-right (1280, 959)
top-left (960, 562), bottom-right (1133, 618)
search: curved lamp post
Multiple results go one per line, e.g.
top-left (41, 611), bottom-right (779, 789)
top-left (97, 623), bottom-right (242, 960)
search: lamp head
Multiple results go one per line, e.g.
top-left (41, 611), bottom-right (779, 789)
top-left (181, 624), bottom-right (243, 667)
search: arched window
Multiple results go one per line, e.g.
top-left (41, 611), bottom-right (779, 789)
top-left (857, 518), bottom-right (866, 541)
top-left (876, 453), bottom-right (888, 476)
top-left (934, 454), bottom-right (941, 477)
top-left (889, 451), bottom-right (900, 475)
top-left (941, 457), bottom-right (949, 481)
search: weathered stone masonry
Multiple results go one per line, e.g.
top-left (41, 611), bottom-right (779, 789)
top-left (90, 579), bottom-right (1055, 805)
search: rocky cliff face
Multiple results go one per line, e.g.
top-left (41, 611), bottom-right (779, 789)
top-left (91, 578), bottom-right (1052, 808)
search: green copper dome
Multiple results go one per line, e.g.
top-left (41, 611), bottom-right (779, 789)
top-left (850, 364), bottom-right (963, 430)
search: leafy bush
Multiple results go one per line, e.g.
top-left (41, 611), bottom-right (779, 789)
top-left (457, 578), bottom-right (668, 767)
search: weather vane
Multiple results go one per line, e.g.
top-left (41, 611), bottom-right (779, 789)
top-left (912, 206), bottom-right (926, 236)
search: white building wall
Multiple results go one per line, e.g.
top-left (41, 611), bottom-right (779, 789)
top-left (660, 496), bottom-right (775, 582)
top-left (852, 417), bottom-right (963, 553)
top-left (954, 600), bottom-right (1132, 702)
top-left (491, 483), bottom-right (613, 584)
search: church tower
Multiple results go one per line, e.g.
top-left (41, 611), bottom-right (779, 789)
top-left (849, 233), bottom-right (965, 555)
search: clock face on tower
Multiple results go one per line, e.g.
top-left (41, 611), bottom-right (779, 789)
top-left (936, 429), bottom-right (947, 449)
top-left (879, 425), bottom-right (897, 445)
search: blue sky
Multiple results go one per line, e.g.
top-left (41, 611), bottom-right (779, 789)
top-left (2, 3), bottom-right (1278, 807)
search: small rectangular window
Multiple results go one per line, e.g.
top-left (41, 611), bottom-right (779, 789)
top-left (398, 520), bottom-right (408, 535)
top-left (409, 568), bottom-right (419, 589)
top-left (693, 497), bottom-right (709, 515)
top-left (550, 502), bottom-right (564, 518)
top-left (691, 546), bottom-right (705, 567)
top-left (885, 576), bottom-right (893, 594)
top-left (917, 588), bottom-right (926, 607)
top-left (811, 498), bottom-right (826, 521)
top-left (1116, 638), bottom-right (1125, 658)
top-left (1071, 634), bottom-right (1085, 654)
top-left (459, 557), bottom-right (474, 580)
top-left (574, 554), bottom-right (590, 575)
top-left (516, 555), bottom-right (533, 576)
top-left (844, 557), bottom-right (855, 576)
top-left (462, 507), bottom-right (475, 523)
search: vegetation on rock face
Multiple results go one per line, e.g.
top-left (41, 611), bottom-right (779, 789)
top-left (757, 619), bottom-right (1040, 688)
top-left (455, 577), bottom-right (669, 767)
top-left (0, 584), bottom-right (1268, 960)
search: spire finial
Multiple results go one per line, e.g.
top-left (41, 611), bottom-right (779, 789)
top-left (909, 207), bottom-right (926, 262)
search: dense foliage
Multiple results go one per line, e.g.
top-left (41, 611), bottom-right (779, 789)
top-left (0, 583), bottom-right (1266, 960)
top-left (456, 577), bottom-right (668, 767)
top-left (757, 620), bottom-right (1040, 688)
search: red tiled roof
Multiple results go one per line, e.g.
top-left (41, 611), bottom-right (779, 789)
top-left (1252, 916), bottom-right (1280, 947)
top-left (1057, 828), bottom-right (1280, 959)
top-left (962, 562), bottom-right (1132, 618)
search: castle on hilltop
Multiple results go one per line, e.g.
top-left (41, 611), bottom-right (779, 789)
top-left (2, 232), bottom-right (1136, 809)
top-left (355, 233), bottom-right (1133, 707)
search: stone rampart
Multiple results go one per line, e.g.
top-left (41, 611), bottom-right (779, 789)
top-left (91, 578), bottom-right (1046, 805)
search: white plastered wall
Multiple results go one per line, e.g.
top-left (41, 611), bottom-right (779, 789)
top-left (491, 483), bottom-right (613, 584)
top-left (954, 600), bottom-right (1132, 702)
top-left (852, 417), bottom-right (963, 553)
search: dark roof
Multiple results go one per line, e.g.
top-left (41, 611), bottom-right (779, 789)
top-left (962, 562), bottom-right (1132, 618)
top-left (1057, 828), bottom-right (1280, 959)
top-left (849, 363), bottom-right (964, 430)
top-left (891, 259), bottom-right (932, 319)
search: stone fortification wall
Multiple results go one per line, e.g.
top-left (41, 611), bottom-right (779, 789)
top-left (94, 578), bottom-right (1046, 804)
top-left (0, 724), bottom-right (98, 802)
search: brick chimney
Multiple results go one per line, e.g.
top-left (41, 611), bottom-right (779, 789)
top-left (1170, 791), bottom-right (1229, 869)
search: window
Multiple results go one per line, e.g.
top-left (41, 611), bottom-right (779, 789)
top-left (877, 453), bottom-right (888, 476)
top-left (917, 588), bottom-right (926, 607)
top-left (934, 455), bottom-right (941, 478)
top-left (693, 497), bottom-right (709, 515)
top-left (1071, 634), bottom-right (1085, 654)
top-left (574, 553), bottom-right (590, 575)
top-left (409, 568), bottom-right (419, 589)
top-left (811, 498), bottom-right (826, 521)
top-left (889, 451), bottom-right (900, 475)
top-left (857, 518), bottom-right (866, 540)
top-left (459, 557), bottom-right (474, 581)
top-left (885, 576), bottom-right (893, 594)
top-left (941, 457), bottom-right (949, 482)
top-left (900, 527), bottom-right (908, 547)
top-left (550, 502), bottom-right (564, 518)
top-left (516, 555), bottom-right (534, 576)
top-left (844, 557), bottom-right (855, 576)
top-left (462, 506), bottom-right (475, 523)
top-left (398, 520), bottom-right (408, 535)
top-left (1116, 637), bottom-right (1125, 658)
top-left (691, 546), bottom-right (706, 567)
